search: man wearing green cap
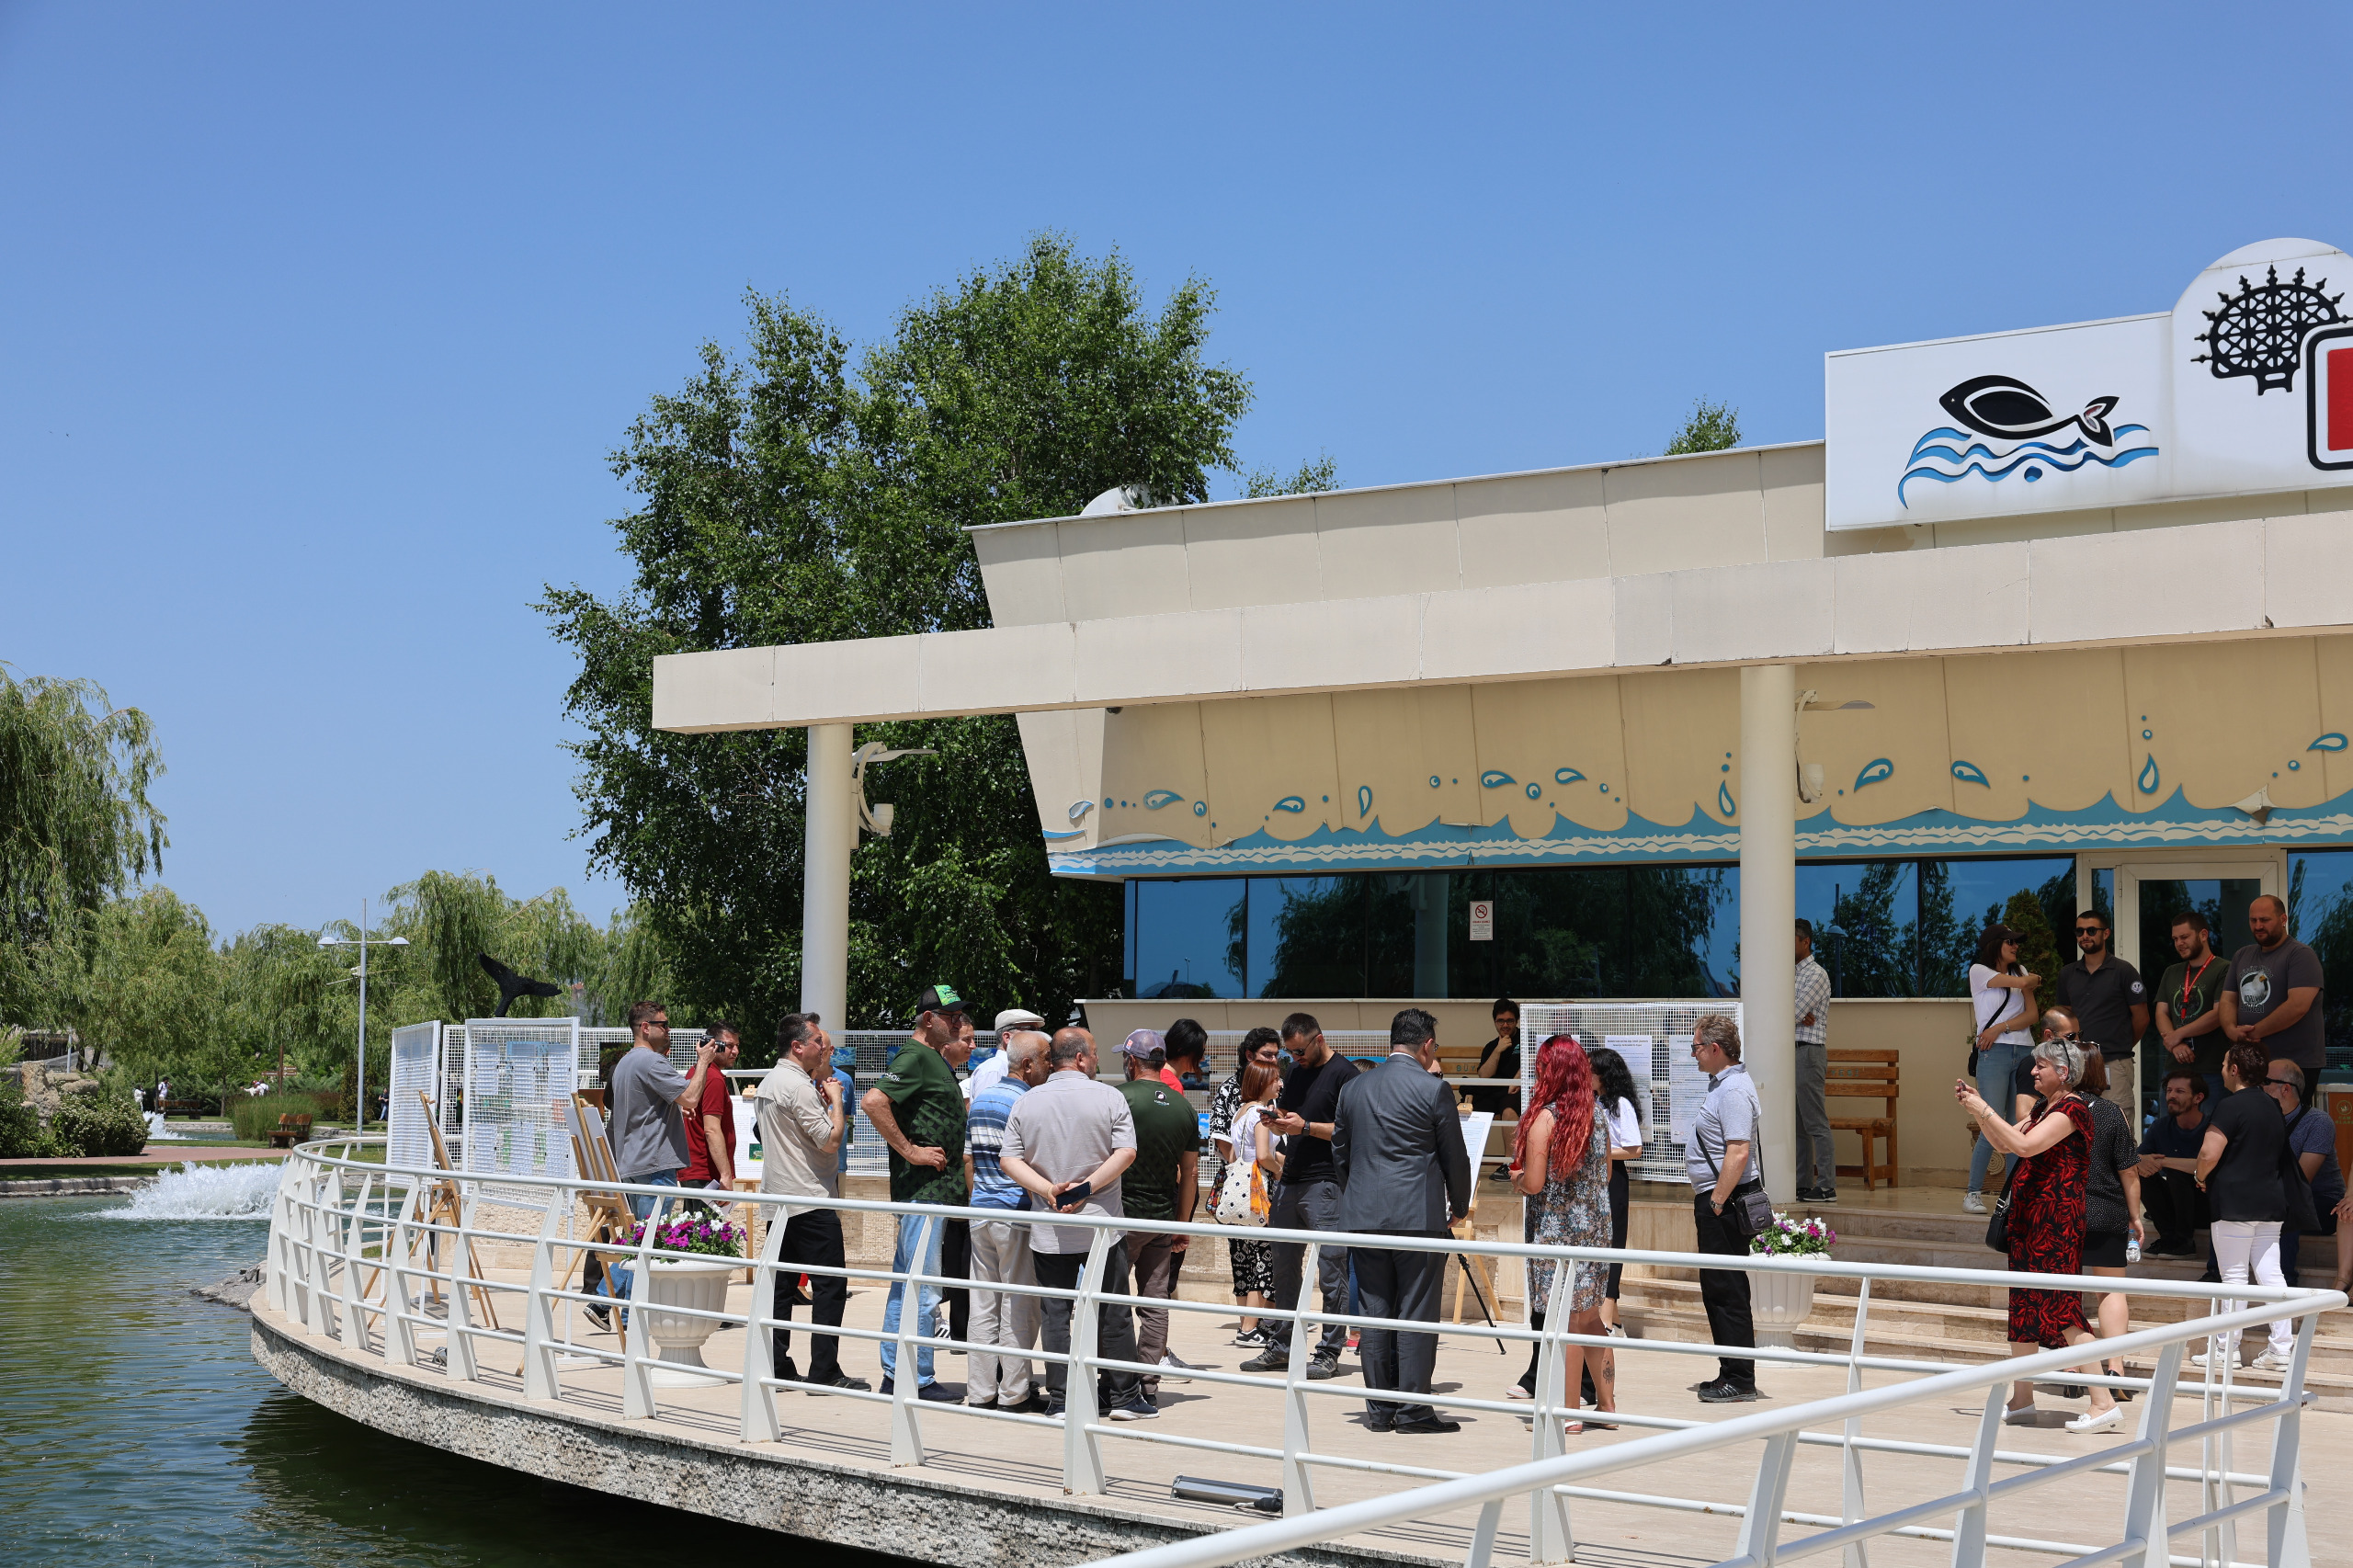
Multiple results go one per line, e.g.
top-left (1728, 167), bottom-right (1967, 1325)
top-left (863, 983), bottom-right (970, 1399)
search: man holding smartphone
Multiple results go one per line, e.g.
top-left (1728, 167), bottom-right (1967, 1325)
top-left (998, 1028), bottom-right (1153, 1420)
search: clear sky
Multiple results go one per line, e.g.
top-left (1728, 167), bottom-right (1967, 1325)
top-left (6, 3), bottom-right (2347, 940)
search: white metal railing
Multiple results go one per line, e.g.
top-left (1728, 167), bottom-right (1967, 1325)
top-left (263, 1140), bottom-right (2336, 1568)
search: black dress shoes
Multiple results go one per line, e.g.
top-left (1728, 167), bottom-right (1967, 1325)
top-left (1392, 1415), bottom-right (1462, 1434)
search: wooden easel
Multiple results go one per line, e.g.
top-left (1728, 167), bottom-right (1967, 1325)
top-left (558, 1093), bottom-right (637, 1296)
top-left (418, 1093), bottom-right (501, 1331)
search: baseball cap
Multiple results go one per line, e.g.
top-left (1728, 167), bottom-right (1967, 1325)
top-left (1120, 1028), bottom-right (1165, 1059)
top-left (913, 983), bottom-right (965, 1018)
top-left (994, 1007), bottom-right (1045, 1032)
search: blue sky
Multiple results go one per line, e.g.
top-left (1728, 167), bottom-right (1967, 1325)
top-left (6, 3), bottom-right (2347, 940)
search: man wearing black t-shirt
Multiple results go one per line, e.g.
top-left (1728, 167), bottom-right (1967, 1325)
top-left (2132, 1067), bottom-right (2211, 1256)
top-left (2055, 910), bottom-right (2148, 1122)
top-left (1241, 1013), bottom-right (1351, 1379)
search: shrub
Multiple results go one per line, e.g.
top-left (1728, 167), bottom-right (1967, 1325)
top-left (50, 1091), bottom-right (149, 1157)
top-left (229, 1089), bottom-right (340, 1142)
top-left (0, 1085), bottom-right (57, 1158)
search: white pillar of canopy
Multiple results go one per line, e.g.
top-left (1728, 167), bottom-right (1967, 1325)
top-left (1738, 664), bottom-right (1797, 1203)
top-left (801, 723), bottom-right (854, 1029)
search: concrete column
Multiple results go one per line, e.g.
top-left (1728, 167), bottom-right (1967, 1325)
top-left (1413, 872), bottom-right (1449, 998)
top-left (1738, 665), bottom-right (1797, 1202)
top-left (801, 723), bottom-right (854, 1028)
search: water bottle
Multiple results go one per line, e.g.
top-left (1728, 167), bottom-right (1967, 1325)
top-left (2126, 1235), bottom-right (2142, 1264)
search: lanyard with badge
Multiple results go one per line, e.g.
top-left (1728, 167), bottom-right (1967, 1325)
top-left (2179, 954), bottom-right (2214, 1020)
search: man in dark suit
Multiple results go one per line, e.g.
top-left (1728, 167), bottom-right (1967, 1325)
top-left (1333, 1007), bottom-right (1474, 1434)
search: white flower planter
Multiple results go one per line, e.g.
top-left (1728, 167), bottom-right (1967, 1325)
top-left (639, 1254), bottom-right (737, 1386)
top-left (1748, 1269), bottom-right (1818, 1351)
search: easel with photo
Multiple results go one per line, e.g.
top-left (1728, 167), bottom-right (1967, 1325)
top-left (417, 1093), bottom-right (501, 1331)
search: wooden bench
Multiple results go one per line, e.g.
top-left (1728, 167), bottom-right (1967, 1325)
top-left (266, 1113), bottom-right (313, 1149)
top-left (1828, 1048), bottom-right (1898, 1190)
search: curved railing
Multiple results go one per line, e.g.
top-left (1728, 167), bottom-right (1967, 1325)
top-left (263, 1139), bottom-right (2336, 1568)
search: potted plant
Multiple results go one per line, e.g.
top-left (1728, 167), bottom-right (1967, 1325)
top-left (1746, 1211), bottom-right (1835, 1348)
top-left (624, 1213), bottom-right (746, 1385)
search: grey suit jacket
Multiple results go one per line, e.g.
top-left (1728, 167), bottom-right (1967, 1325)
top-left (1332, 1055), bottom-right (1473, 1234)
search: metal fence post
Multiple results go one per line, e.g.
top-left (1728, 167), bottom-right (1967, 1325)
top-left (386, 1180), bottom-right (421, 1369)
top-left (1279, 1240), bottom-right (1321, 1517)
top-left (1529, 1286), bottom-right (1574, 1565)
top-left (266, 1160), bottom-right (297, 1317)
top-left (620, 1203), bottom-right (658, 1419)
top-left (521, 1200), bottom-right (562, 1401)
top-left (2119, 1341), bottom-right (2183, 1568)
top-left (1947, 1387), bottom-right (2004, 1568)
top-left (1464, 1498), bottom-right (1505, 1568)
top-left (1734, 1431), bottom-right (1799, 1568)
top-left (891, 1213), bottom-right (936, 1468)
top-left (2267, 1312), bottom-right (2316, 1568)
top-left (1063, 1226), bottom-right (1111, 1495)
top-left (1841, 1277), bottom-right (1873, 1568)
top-left (336, 1173), bottom-right (370, 1352)
top-left (741, 1198), bottom-right (787, 1445)
top-left (445, 1189), bottom-right (482, 1384)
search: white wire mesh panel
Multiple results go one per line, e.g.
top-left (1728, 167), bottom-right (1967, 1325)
top-left (387, 1022), bottom-right (440, 1170)
top-left (438, 1026), bottom-right (467, 1149)
top-left (1518, 1001), bottom-right (1743, 1186)
top-left (460, 1017), bottom-right (582, 1206)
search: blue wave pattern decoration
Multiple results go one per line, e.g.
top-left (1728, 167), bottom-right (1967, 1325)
top-left (1898, 424), bottom-right (2158, 507)
top-left (1273, 796), bottom-right (1306, 813)
top-left (1045, 785), bottom-right (2353, 877)
top-left (1142, 790), bottom-right (1185, 811)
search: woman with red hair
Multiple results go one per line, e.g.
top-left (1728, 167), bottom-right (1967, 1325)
top-left (1508, 1033), bottom-right (1616, 1427)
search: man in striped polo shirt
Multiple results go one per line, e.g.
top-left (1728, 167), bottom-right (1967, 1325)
top-left (962, 1029), bottom-right (1051, 1411)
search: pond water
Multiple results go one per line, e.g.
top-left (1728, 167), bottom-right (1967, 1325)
top-left (0, 1168), bottom-right (904, 1567)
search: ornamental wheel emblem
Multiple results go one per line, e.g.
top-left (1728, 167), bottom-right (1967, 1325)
top-left (2193, 264), bottom-right (2344, 393)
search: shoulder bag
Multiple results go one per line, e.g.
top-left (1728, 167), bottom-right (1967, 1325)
top-left (1213, 1108), bottom-right (1273, 1227)
top-left (1698, 1110), bottom-right (1773, 1243)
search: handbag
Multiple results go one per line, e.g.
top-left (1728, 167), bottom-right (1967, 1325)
top-left (1699, 1134), bottom-right (1773, 1242)
top-left (1984, 1159), bottom-right (2019, 1252)
top-left (1213, 1157), bottom-right (1270, 1227)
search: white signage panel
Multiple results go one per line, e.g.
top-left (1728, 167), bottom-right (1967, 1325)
top-left (1468, 900), bottom-right (1494, 941)
top-left (1827, 238), bottom-right (2353, 531)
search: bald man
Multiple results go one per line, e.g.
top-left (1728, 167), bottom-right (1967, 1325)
top-left (2220, 894), bottom-right (2325, 1104)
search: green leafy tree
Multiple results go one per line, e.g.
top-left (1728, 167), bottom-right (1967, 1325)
top-left (1245, 452), bottom-right (1338, 498)
top-left (1665, 399), bottom-right (1742, 455)
top-left (542, 234), bottom-right (1301, 1040)
top-left (49, 888), bottom-right (230, 1091)
top-left (0, 669), bottom-right (167, 1024)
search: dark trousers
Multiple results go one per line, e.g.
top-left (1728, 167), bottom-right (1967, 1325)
top-left (1034, 1241), bottom-right (1142, 1406)
top-left (2143, 1167), bottom-right (2209, 1249)
top-left (1692, 1192), bottom-right (1757, 1388)
top-left (770, 1208), bottom-right (849, 1381)
top-left (1350, 1233), bottom-right (1446, 1424)
top-left (942, 1217), bottom-right (972, 1344)
top-left (1267, 1177), bottom-right (1349, 1356)
top-left (2282, 1210), bottom-right (2338, 1284)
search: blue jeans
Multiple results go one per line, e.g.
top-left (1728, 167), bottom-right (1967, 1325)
top-left (597, 1171), bottom-right (680, 1303)
top-left (1969, 1042), bottom-right (2029, 1192)
top-left (880, 1210), bottom-right (947, 1385)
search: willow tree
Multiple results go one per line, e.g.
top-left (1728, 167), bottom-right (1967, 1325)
top-left (0, 670), bottom-right (168, 1025)
top-left (543, 234), bottom-right (1313, 1047)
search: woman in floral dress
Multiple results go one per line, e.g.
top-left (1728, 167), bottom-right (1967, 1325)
top-left (1957, 1034), bottom-right (2123, 1433)
top-left (1508, 1034), bottom-right (1616, 1427)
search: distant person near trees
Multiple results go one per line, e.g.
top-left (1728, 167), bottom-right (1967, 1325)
top-left (2154, 910), bottom-right (2231, 1106)
top-left (2220, 896), bottom-right (2325, 1105)
top-left (2055, 910), bottom-right (2148, 1122)
top-left (1241, 1013), bottom-right (1352, 1380)
top-left (1793, 920), bottom-right (1835, 1203)
top-left (1119, 1033), bottom-right (1202, 1399)
top-left (1965, 925), bottom-right (2040, 1214)
top-left (862, 984), bottom-right (969, 1403)
top-left (678, 1021), bottom-right (742, 1196)
top-left (752, 1013), bottom-right (868, 1392)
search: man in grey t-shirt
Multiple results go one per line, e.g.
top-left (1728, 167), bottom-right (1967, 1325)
top-left (2222, 895), bottom-right (2325, 1088)
top-left (608, 1002), bottom-right (717, 1213)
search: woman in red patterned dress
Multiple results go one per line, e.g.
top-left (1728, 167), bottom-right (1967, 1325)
top-left (1956, 1035), bottom-right (2124, 1434)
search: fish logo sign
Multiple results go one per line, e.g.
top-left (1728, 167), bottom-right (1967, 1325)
top-left (1898, 375), bottom-right (2160, 506)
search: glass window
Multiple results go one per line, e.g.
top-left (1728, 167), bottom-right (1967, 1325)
top-left (1798, 861), bottom-right (1920, 997)
top-left (1129, 879), bottom-right (1245, 999)
top-left (1248, 877), bottom-right (1364, 997)
top-left (2290, 850), bottom-right (2353, 1073)
top-left (1917, 857), bottom-right (2075, 994)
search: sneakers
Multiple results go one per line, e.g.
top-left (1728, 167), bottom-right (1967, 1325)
top-left (1796, 1187), bottom-right (1838, 1204)
top-left (2249, 1349), bottom-right (2292, 1373)
top-left (1696, 1379), bottom-right (1760, 1403)
top-left (1105, 1395), bottom-right (1160, 1421)
top-left (995, 1392), bottom-right (1051, 1414)
top-left (2190, 1346), bottom-right (2239, 1370)
top-left (879, 1378), bottom-right (959, 1402)
top-left (2001, 1404), bottom-right (2037, 1426)
top-left (1233, 1325), bottom-right (1270, 1348)
top-left (1240, 1346), bottom-right (1290, 1373)
top-left (1157, 1351), bottom-right (1197, 1383)
top-left (1961, 1192), bottom-right (1988, 1215)
top-left (2065, 1404), bottom-right (2123, 1434)
top-left (1304, 1352), bottom-right (1344, 1381)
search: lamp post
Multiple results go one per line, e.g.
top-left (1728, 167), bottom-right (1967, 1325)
top-left (319, 898), bottom-right (408, 1131)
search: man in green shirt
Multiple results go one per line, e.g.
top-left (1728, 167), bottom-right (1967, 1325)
top-left (1119, 1033), bottom-right (1200, 1401)
top-left (862, 983), bottom-right (969, 1400)
top-left (2154, 909), bottom-right (2232, 1103)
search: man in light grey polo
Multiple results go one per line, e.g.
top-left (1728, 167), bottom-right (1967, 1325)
top-left (1793, 920), bottom-right (1836, 1203)
top-left (997, 1027), bottom-right (1153, 1420)
top-left (1685, 1012), bottom-right (1761, 1403)
top-left (753, 1011), bottom-right (870, 1392)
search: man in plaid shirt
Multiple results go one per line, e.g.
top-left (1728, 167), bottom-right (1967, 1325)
top-left (1793, 920), bottom-right (1836, 1203)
